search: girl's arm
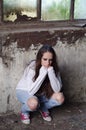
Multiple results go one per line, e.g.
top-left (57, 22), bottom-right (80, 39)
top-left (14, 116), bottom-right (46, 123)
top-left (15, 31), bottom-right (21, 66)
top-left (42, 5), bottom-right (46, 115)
top-left (48, 67), bottom-right (62, 92)
top-left (26, 66), bottom-right (48, 95)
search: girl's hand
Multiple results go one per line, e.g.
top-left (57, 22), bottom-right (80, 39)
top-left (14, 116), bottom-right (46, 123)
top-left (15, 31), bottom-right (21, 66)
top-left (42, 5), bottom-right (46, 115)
top-left (39, 66), bottom-right (48, 75)
top-left (48, 66), bottom-right (53, 71)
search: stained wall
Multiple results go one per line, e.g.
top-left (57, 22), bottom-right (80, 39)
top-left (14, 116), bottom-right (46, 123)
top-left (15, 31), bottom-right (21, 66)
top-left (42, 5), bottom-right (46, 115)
top-left (0, 1), bottom-right (86, 113)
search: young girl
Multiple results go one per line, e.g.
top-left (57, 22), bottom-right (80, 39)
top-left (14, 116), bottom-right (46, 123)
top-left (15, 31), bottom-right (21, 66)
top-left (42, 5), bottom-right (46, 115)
top-left (16, 44), bottom-right (64, 124)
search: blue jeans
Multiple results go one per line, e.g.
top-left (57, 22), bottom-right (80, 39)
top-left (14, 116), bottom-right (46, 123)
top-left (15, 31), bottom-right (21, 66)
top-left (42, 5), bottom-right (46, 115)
top-left (16, 90), bottom-right (61, 113)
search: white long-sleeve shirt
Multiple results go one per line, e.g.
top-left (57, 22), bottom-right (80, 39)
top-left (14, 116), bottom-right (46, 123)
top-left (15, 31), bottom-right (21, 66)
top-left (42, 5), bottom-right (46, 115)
top-left (16, 60), bottom-right (62, 96)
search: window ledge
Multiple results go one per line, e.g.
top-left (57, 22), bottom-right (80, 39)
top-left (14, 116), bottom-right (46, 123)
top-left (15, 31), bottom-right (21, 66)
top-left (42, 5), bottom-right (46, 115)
top-left (0, 21), bottom-right (86, 34)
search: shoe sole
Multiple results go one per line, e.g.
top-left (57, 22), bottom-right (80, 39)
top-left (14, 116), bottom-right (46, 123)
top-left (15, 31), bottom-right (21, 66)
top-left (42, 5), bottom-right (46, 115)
top-left (43, 117), bottom-right (52, 122)
top-left (21, 120), bottom-right (30, 124)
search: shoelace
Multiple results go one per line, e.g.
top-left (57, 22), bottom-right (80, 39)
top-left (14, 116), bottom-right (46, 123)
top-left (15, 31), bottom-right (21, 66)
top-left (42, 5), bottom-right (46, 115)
top-left (22, 113), bottom-right (29, 118)
top-left (43, 112), bottom-right (49, 117)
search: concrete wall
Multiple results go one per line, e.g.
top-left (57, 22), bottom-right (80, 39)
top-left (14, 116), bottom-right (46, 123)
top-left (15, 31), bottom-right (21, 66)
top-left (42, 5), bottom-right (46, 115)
top-left (0, 28), bottom-right (86, 113)
top-left (0, 1), bottom-right (86, 113)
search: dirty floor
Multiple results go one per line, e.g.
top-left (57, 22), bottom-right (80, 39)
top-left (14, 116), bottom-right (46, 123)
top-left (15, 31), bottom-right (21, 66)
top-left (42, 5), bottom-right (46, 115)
top-left (0, 103), bottom-right (86, 130)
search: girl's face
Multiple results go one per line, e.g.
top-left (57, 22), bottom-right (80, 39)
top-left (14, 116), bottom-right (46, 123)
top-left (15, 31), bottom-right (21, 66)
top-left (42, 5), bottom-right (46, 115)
top-left (41, 52), bottom-right (53, 68)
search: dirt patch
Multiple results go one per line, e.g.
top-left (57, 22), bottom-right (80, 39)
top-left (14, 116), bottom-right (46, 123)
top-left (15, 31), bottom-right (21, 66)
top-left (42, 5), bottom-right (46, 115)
top-left (0, 103), bottom-right (86, 130)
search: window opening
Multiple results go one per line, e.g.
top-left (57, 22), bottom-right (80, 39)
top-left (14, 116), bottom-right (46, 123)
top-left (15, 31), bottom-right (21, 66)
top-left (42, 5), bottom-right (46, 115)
top-left (41, 0), bottom-right (71, 21)
top-left (74, 0), bottom-right (86, 19)
top-left (3, 0), bottom-right (37, 22)
top-left (1, 0), bottom-right (86, 24)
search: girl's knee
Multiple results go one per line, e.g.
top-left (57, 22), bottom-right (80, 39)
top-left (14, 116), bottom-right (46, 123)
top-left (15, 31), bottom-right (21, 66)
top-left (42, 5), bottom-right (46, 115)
top-left (27, 97), bottom-right (39, 111)
top-left (51, 92), bottom-right (65, 104)
top-left (56, 92), bottom-right (65, 104)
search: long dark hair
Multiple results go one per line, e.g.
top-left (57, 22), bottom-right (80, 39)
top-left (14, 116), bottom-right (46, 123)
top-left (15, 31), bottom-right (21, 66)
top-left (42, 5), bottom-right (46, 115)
top-left (34, 44), bottom-right (59, 98)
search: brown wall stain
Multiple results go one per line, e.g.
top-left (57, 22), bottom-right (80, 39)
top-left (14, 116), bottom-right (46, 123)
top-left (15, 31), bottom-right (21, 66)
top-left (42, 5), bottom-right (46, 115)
top-left (1, 29), bottom-right (86, 51)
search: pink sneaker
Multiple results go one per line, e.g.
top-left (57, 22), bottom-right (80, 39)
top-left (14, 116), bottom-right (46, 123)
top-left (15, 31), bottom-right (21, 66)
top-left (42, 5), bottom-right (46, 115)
top-left (20, 112), bottom-right (30, 124)
top-left (40, 111), bottom-right (52, 122)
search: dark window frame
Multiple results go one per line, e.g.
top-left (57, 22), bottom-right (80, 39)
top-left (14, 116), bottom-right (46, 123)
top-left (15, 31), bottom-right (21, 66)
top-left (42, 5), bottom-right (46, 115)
top-left (0, 0), bottom-right (86, 28)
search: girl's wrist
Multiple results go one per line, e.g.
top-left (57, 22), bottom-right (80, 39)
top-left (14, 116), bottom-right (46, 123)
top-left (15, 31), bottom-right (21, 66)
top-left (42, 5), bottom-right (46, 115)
top-left (48, 66), bottom-right (53, 72)
top-left (39, 66), bottom-right (48, 74)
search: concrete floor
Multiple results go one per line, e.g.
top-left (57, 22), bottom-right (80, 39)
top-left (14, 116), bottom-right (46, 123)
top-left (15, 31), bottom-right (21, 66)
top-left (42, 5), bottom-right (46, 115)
top-left (0, 103), bottom-right (86, 130)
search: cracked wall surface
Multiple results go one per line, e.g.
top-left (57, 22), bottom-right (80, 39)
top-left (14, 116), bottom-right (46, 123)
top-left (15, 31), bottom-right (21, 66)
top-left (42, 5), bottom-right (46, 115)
top-left (0, 29), bottom-right (86, 113)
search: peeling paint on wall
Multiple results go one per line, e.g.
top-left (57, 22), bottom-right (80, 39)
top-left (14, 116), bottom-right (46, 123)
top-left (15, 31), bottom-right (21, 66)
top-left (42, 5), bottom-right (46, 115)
top-left (0, 29), bottom-right (86, 113)
top-left (1, 30), bottom-right (86, 51)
